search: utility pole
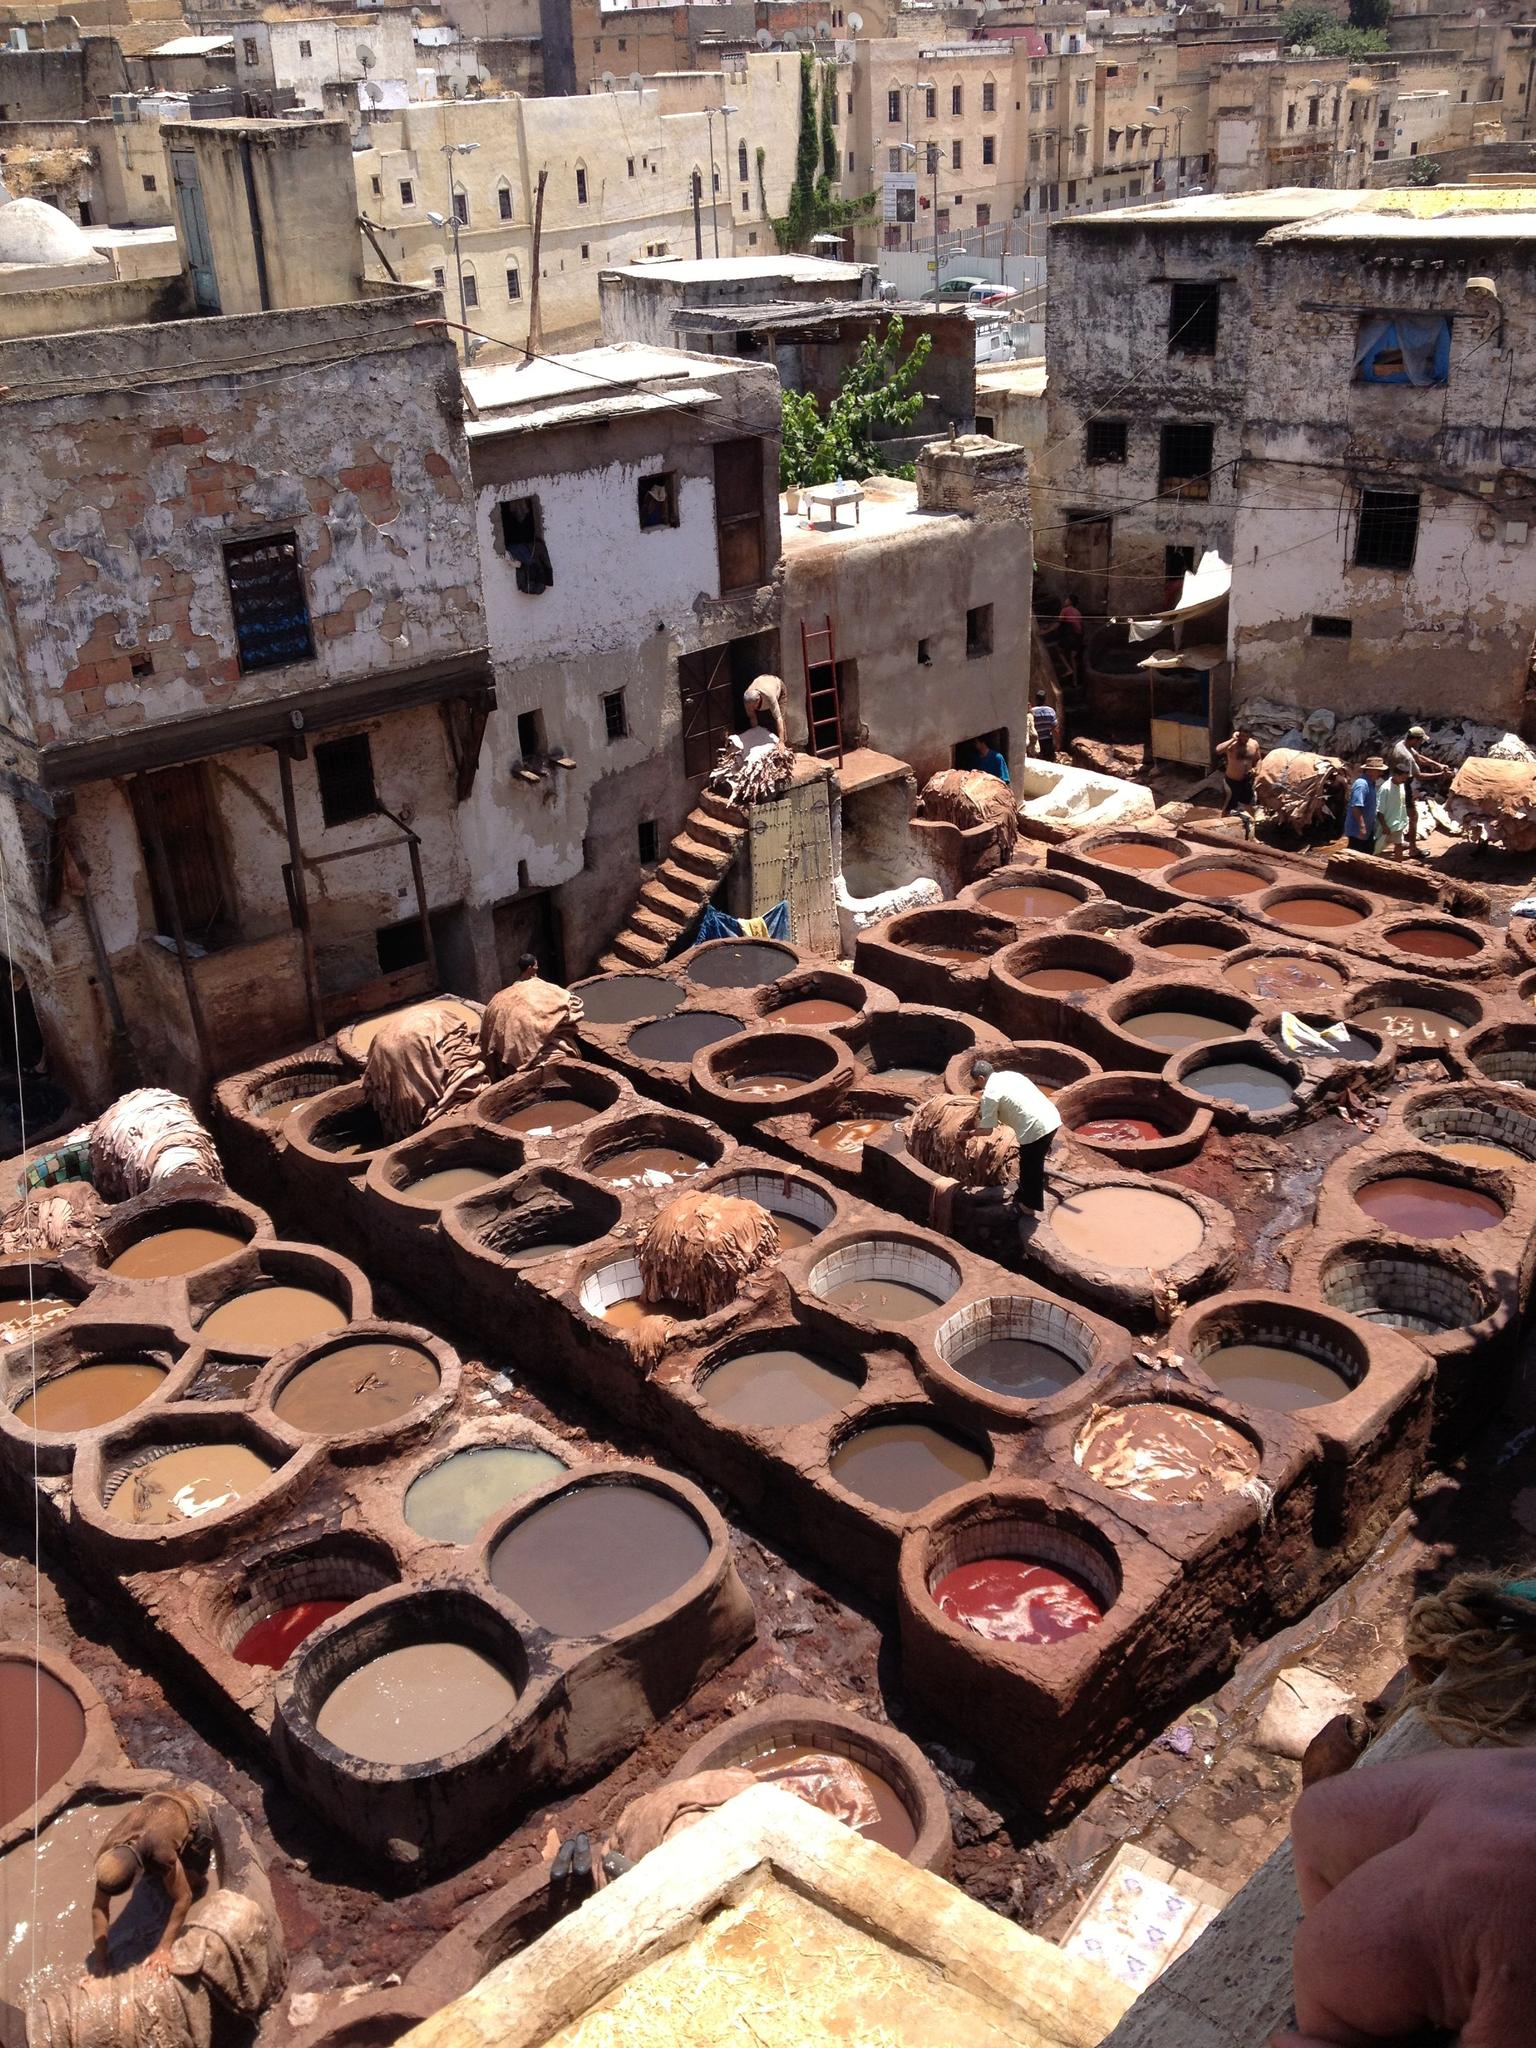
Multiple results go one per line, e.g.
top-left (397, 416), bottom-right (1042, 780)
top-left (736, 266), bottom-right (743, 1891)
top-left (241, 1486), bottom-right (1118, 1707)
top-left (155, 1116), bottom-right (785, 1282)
top-left (525, 166), bottom-right (546, 359)
top-left (929, 140), bottom-right (940, 312)
top-left (692, 169), bottom-right (702, 257)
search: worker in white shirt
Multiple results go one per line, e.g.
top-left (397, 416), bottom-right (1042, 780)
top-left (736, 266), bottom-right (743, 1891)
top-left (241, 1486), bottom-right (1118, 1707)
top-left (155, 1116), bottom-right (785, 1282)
top-left (972, 1058), bottom-right (1062, 1213)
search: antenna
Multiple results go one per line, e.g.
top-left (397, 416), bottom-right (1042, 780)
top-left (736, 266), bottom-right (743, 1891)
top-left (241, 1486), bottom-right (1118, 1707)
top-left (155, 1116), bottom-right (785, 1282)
top-left (355, 41), bottom-right (376, 68)
top-left (755, 26), bottom-right (772, 45)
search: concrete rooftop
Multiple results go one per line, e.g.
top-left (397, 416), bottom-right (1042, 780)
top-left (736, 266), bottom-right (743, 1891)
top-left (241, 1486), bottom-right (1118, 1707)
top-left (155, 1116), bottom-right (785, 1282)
top-left (464, 343), bottom-right (739, 417)
top-left (780, 475), bottom-right (955, 559)
top-left (600, 254), bottom-right (868, 286)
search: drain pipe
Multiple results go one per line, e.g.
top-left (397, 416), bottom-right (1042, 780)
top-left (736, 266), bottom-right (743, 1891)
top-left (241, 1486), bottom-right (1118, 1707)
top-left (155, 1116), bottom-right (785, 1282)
top-left (239, 136), bottom-right (273, 311)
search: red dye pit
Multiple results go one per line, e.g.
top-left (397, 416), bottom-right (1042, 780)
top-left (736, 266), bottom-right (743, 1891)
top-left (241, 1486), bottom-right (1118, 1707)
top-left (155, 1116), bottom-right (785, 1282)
top-left (1073, 1116), bottom-right (1163, 1144)
top-left (233, 1599), bottom-right (350, 1669)
top-left (933, 1559), bottom-right (1105, 1644)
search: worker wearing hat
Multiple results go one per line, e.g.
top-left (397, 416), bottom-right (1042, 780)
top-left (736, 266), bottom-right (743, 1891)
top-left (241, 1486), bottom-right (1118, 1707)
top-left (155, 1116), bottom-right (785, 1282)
top-left (1387, 726), bottom-right (1450, 857)
top-left (1344, 757), bottom-right (1388, 854)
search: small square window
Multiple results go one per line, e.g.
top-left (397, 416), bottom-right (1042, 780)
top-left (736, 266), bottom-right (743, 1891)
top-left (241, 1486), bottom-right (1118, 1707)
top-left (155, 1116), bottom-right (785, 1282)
top-left (602, 689), bottom-right (628, 741)
top-left (142, 173), bottom-right (157, 193)
top-left (637, 819), bottom-right (659, 865)
top-left (966, 604), bottom-right (994, 657)
top-left (1169, 279), bottom-right (1220, 356)
top-left (242, 36), bottom-right (257, 63)
top-left (1355, 488), bottom-right (1420, 572)
top-left (315, 732), bottom-right (379, 827)
top-left (128, 649), bottom-right (153, 679)
top-left (399, 179), bottom-right (414, 206)
top-left (432, 266), bottom-right (445, 289)
top-left (1311, 614), bottom-right (1353, 639)
top-left (298, 37), bottom-right (311, 55)
top-left (916, 637), bottom-right (932, 666)
top-left (1086, 419), bottom-right (1128, 464)
top-left (377, 916), bottom-right (428, 974)
top-left (517, 708), bottom-right (546, 761)
top-left (498, 185), bottom-right (512, 219)
top-left (1158, 420), bottom-right (1214, 498)
top-left (580, 242), bottom-right (590, 259)
top-left (638, 471), bottom-right (678, 530)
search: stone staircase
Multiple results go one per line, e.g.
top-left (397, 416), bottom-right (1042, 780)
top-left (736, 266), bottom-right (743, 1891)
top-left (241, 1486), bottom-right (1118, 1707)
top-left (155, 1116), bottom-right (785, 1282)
top-left (597, 788), bottom-right (748, 970)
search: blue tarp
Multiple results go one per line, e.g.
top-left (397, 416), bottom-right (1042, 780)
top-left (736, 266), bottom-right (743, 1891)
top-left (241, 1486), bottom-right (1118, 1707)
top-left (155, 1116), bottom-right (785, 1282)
top-left (690, 901), bottom-right (792, 947)
top-left (1354, 315), bottom-right (1451, 387)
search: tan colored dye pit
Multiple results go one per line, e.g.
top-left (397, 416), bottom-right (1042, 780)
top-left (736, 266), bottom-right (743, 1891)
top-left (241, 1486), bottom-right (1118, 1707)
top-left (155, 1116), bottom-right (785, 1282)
top-left (107, 1225), bottom-right (246, 1278)
top-left (1050, 1186), bottom-right (1204, 1268)
top-left (108, 1442), bottom-right (275, 1524)
top-left (199, 1284), bottom-right (348, 1351)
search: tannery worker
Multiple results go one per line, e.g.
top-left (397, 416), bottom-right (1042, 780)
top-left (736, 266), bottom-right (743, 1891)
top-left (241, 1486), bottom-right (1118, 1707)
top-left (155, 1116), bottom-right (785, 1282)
top-left (1388, 724), bottom-right (1450, 856)
top-left (91, 1785), bottom-right (215, 1971)
top-left (1344, 757), bottom-right (1387, 854)
top-left (1214, 723), bottom-right (1261, 839)
top-left (742, 672), bottom-right (786, 740)
top-left (1029, 691), bottom-right (1060, 762)
top-left (971, 1058), bottom-right (1061, 1214)
top-left (968, 733), bottom-right (1011, 785)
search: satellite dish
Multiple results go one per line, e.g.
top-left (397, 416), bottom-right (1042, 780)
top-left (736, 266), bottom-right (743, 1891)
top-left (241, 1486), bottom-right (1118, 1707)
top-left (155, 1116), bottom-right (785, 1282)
top-left (756, 25), bottom-right (772, 44)
top-left (600, 68), bottom-right (616, 87)
top-left (781, 28), bottom-right (798, 45)
top-left (355, 41), bottom-right (376, 67)
top-left (364, 78), bottom-right (383, 100)
top-left (629, 70), bottom-right (643, 89)
top-left (847, 10), bottom-right (863, 27)
top-left (449, 75), bottom-right (465, 96)
top-left (817, 18), bottom-right (832, 35)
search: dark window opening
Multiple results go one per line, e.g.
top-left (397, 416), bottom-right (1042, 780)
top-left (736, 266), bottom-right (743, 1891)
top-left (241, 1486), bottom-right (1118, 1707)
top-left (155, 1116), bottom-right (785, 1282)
top-left (917, 637), bottom-right (932, 666)
top-left (951, 82), bottom-right (962, 114)
top-left (576, 166), bottom-right (588, 203)
top-left (498, 184), bottom-right (512, 219)
top-left (128, 649), bottom-right (153, 679)
top-left (1311, 614), bottom-right (1353, 639)
top-left (462, 272), bottom-right (478, 307)
top-left (1355, 314), bottom-right (1450, 387)
top-left (507, 267), bottom-right (521, 298)
top-left (377, 915), bottom-right (428, 974)
top-left (1165, 543), bottom-right (1198, 580)
top-left (1355, 488), bottom-right (1420, 572)
top-left (639, 470), bottom-right (678, 530)
top-left (315, 732), bottom-right (378, 827)
top-left (499, 496), bottom-right (552, 593)
top-left (142, 174), bottom-right (157, 193)
top-left (78, 198), bottom-right (94, 224)
top-left (982, 80), bottom-right (995, 112)
top-left (966, 604), bottom-right (994, 657)
top-left (399, 179), bottom-right (414, 206)
top-left (974, 414), bottom-right (995, 437)
top-left (452, 189), bottom-right (468, 225)
top-left (1086, 418), bottom-right (1128, 464)
top-left (1158, 420), bottom-right (1214, 499)
top-left (432, 267), bottom-right (445, 289)
top-left (637, 818), bottom-right (659, 865)
top-left (1168, 278), bottom-right (1220, 356)
top-left (738, 139), bottom-right (748, 180)
top-left (887, 88), bottom-right (901, 122)
top-left (517, 709), bottom-right (546, 762)
top-left (131, 765), bottom-right (233, 950)
top-left (982, 134), bottom-right (995, 164)
top-left (627, 156), bottom-right (635, 176)
top-left (224, 531), bottom-right (313, 674)
top-left (602, 688), bottom-right (628, 741)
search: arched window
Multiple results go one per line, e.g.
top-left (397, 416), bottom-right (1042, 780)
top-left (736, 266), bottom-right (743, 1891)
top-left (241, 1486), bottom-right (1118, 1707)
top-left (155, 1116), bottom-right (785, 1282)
top-left (575, 161), bottom-right (589, 204)
top-left (461, 267), bottom-right (479, 309)
top-left (497, 178), bottom-right (512, 220)
top-left (738, 138), bottom-right (748, 181)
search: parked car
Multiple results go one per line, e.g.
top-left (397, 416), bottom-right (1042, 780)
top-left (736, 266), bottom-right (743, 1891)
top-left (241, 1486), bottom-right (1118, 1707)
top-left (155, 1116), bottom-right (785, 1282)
top-left (938, 274), bottom-right (990, 301)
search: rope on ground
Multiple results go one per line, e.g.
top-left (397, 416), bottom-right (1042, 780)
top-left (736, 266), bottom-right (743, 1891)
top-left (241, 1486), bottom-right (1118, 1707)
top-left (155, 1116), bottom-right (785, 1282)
top-left (1395, 1567), bottom-right (1536, 1747)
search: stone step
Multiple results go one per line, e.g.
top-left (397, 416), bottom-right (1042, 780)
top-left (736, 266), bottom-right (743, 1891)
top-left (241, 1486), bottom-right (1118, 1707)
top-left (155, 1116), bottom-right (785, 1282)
top-left (638, 877), bottom-right (699, 926)
top-left (655, 859), bottom-right (715, 904)
top-left (668, 831), bottom-right (735, 880)
top-left (698, 788), bottom-right (748, 830)
top-left (688, 810), bottom-right (744, 855)
top-left (595, 953), bottom-right (626, 975)
top-left (630, 903), bottom-right (687, 947)
top-left (610, 928), bottom-right (669, 969)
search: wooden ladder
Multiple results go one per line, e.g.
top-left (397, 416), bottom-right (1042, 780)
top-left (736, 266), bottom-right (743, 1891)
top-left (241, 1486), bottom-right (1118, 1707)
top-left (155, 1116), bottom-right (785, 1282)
top-left (800, 613), bottom-right (845, 766)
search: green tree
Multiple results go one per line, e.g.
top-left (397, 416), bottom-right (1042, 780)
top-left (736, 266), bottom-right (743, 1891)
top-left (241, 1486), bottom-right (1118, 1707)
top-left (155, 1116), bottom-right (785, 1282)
top-left (781, 51), bottom-right (821, 250)
top-left (1278, 2), bottom-right (1387, 53)
top-left (773, 48), bottom-right (876, 250)
top-left (1350, 0), bottom-right (1391, 27)
top-left (1406, 154), bottom-right (1441, 184)
top-left (820, 60), bottom-right (839, 185)
top-left (780, 316), bottom-right (934, 487)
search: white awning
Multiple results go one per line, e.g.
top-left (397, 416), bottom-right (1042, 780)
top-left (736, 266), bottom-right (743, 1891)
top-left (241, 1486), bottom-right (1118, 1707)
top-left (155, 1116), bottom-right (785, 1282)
top-left (1138, 643), bottom-right (1227, 672)
top-left (1126, 551), bottom-right (1231, 642)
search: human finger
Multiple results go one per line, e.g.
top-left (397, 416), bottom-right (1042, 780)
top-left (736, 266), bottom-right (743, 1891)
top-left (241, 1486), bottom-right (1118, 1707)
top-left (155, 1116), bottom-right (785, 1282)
top-left (1290, 1755), bottom-right (1444, 1912)
top-left (1292, 1839), bottom-right (1451, 2044)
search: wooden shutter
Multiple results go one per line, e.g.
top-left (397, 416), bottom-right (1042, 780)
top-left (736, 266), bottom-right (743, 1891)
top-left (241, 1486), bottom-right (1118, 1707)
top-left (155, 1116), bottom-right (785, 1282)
top-left (713, 439), bottom-right (766, 593)
top-left (678, 646), bottom-right (735, 777)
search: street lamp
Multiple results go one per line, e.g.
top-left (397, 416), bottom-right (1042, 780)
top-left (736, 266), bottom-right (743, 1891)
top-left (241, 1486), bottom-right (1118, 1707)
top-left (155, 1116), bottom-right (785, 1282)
top-left (704, 101), bottom-right (739, 258)
top-left (900, 138), bottom-right (941, 310)
top-left (437, 139), bottom-right (479, 339)
top-left (899, 78), bottom-right (935, 250)
top-left (1146, 102), bottom-right (1189, 198)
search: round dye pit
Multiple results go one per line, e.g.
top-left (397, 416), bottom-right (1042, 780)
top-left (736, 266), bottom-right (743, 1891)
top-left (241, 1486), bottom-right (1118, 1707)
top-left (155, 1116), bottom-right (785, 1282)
top-left (871, 1063), bottom-right (940, 1086)
top-left (1431, 1139), bottom-right (1526, 1170)
top-left (1354, 1004), bottom-right (1463, 1050)
top-left (250, 1098), bottom-right (303, 1125)
top-left (1227, 954), bottom-right (1347, 1001)
top-left (107, 1441), bottom-right (276, 1524)
top-left (1388, 925), bottom-right (1481, 962)
top-left (747, 1746), bottom-right (916, 1857)
top-left (1074, 1116), bottom-right (1163, 1144)
top-left (15, 1362), bottom-right (167, 1433)
top-left (314, 1641), bottom-right (521, 1765)
top-left (1152, 940), bottom-right (1229, 963)
top-left (309, 1107), bottom-right (386, 1158)
top-left (722, 1069), bottom-right (809, 1099)
top-left (577, 975), bottom-right (683, 1025)
top-left (234, 1600), bottom-right (350, 1669)
top-left (829, 1422), bottom-right (987, 1512)
top-left (933, 1559), bottom-right (1104, 1644)
top-left (1199, 1342), bottom-right (1353, 1413)
top-left (199, 1284), bottom-right (349, 1352)
top-left (1183, 1061), bottom-right (1296, 1114)
top-left (769, 997), bottom-right (859, 1028)
top-left (699, 1346), bottom-right (862, 1428)
top-left (1355, 1175), bottom-right (1504, 1239)
top-left (810, 1115), bottom-right (894, 1157)
top-left (1020, 966), bottom-right (1112, 994)
top-left (628, 1013), bottom-right (742, 1064)
top-left (946, 1336), bottom-right (1079, 1402)
top-left (684, 942), bottom-right (793, 988)
top-left (1121, 1011), bottom-right (1240, 1053)
top-left (1175, 866), bottom-right (1271, 899)
top-left (1267, 896), bottom-right (1367, 931)
top-left (499, 1097), bottom-right (600, 1136)
top-left (1320, 1246), bottom-right (1488, 1336)
top-left (1051, 1186), bottom-right (1204, 1269)
top-left (489, 1484), bottom-right (710, 1635)
top-left (980, 883), bottom-right (1082, 920)
top-left (772, 1214), bottom-right (818, 1249)
top-left (398, 1165), bottom-right (501, 1206)
top-left (274, 1341), bottom-right (439, 1435)
top-left (404, 1445), bottom-right (566, 1545)
top-left (824, 1275), bottom-right (940, 1321)
top-left (917, 945), bottom-right (989, 965)
top-left (106, 1225), bottom-right (246, 1279)
top-left (1092, 841), bottom-right (1180, 871)
top-left (602, 1293), bottom-right (692, 1329)
top-left (0, 1295), bottom-right (77, 1342)
top-left (1076, 1403), bottom-right (1259, 1506)
top-left (587, 1143), bottom-right (709, 1189)
top-left (0, 1660), bottom-right (86, 1826)
top-left (707, 1172), bottom-right (836, 1253)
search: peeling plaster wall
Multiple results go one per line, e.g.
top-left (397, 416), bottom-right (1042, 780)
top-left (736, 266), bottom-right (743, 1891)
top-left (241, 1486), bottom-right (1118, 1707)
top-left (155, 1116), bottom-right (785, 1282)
top-left (0, 307), bottom-right (481, 749)
top-left (1230, 232), bottom-right (1536, 727)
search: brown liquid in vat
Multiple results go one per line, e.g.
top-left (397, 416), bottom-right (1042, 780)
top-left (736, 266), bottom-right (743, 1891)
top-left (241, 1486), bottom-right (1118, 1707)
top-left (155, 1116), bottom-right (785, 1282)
top-left (1228, 954), bottom-right (1347, 999)
top-left (1074, 1116), bottom-right (1163, 1143)
top-left (503, 1235), bottom-right (583, 1267)
top-left (1177, 866), bottom-right (1270, 899)
top-left (824, 1276), bottom-right (943, 1321)
top-left (602, 1294), bottom-right (694, 1328)
top-left (500, 1098), bottom-right (599, 1135)
top-left (1200, 1342), bottom-right (1353, 1413)
top-left (1184, 1061), bottom-right (1296, 1113)
top-left (489, 1484), bottom-right (710, 1635)
top-left (1356, 1175), bottom-right (1504, 1238)
top-left (1051, 1185), bottom-right (1204, 1267)
top-left (829, 1422), bottom-right (987, 1511)
top-left (874, 1063), bottom-right (939, 1085)
top-left (274, 1341), bottom-right (439, 1434)
top-left (724, 1070), bottom-right (807, 1098)
top-left (951, 1336), bottom-right (1079, 1401)
top-left (685, 941), bottom-right (790, 988)
top-left (108, 1442), bottom-right (275, 1523)
top-left (0, 1801), bottom-right (172, 2022)
top-left (1270, 897), bottom-right (1366, 930)
top-left (1077, 1402), bottom-right (1259, 1505)
top-left (314, 1641), bottom-right (520, 1765)
top-left (1094, 841), bottom-right (1178, 871)
top-left (771, 1213), bottom-right (817, 1249)
top-left (199, 1284), bottom-right (348, 1351)
top-left (921, 946), bottom-right (988, 965)
top-left (699, 1346), bottom-right (861, 1427)
top-left (588, 1145), bottom-right (707, 1188)
top-left (628, 1013), bottom-right (741, 1063)
top-left (0, 1295), bottom-right (75, 1341)
top-left (1433, 1139), bottom-right (1526, 1170)
top-left (747, 1745), bottom-right (916, 1858)
top-left (0, 1663), bottom-right (86, 1827)
top-left (16, 1362), bottom-right (166, 1432)
top-left (982, 884), bottom-right (1079, 919)
top-left (1354, 1004), bottom-right (1463, 1049)
top-left (811, 1117), bottom-right (893, 1156)
top-left (400, 1166), bottom-right (500, 1205)
top-left (1390, 925), bottom-right (1480, 961)
top-left (107, 1226), bottom-right (245, 1278)
top-left (250, 1097), bottom-right (302, 1124)
top-left (770, 997), bottom-right (859, 1027)
top-left (578, 975), bottom-right (682, 1024)
top-left (1153, 940), bottom-right (1228, 962)
top-left (1122, 1010), bottom-right (1237, 1053)
top-left (1022, 967), bottom-right (1111, 994)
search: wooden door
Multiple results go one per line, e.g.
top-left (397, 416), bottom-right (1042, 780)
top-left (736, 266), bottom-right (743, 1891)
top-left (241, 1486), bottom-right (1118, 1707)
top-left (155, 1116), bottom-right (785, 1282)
top-left (1064, 511), bottom-right (1111, 628)
top-left (132, 765), bottom-right (232, 947)
top-left (678, 645), bottom-right (736, 777)
top-left (713, 439), bottom-right (766, 593)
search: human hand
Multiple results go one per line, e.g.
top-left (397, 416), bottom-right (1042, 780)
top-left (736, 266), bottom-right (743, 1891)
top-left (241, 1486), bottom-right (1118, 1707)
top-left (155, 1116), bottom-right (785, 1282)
top-left (1272, 1747), bottom-right (1536, 2046)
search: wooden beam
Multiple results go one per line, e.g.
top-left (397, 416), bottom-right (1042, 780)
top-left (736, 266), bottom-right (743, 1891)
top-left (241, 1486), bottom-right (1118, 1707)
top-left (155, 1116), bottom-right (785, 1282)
top-left (276, 744), bottom-right (326, 1045)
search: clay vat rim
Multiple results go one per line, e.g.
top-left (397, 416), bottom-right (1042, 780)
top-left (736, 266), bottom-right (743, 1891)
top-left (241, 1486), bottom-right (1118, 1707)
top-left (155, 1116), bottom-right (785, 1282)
top-left (365, 1127), bottom-right (527, 1210)
top-left (1178, 1295), bottom-right (1373, 1389)
top-left (257, 1319), bottom-right (458, 1448)
top-left (398, 1433), bottom-right (575, 1549)
top-left (93, 1191), bottom-right (265, 1279)
top-left (912, 1493), bottom-right (1125, 1617)
top-left (821, 1399), bottom-right (995, 1513)
top-left (1313, 1233), bottom-right (1496, 1335)
top-left (284, 1082), bottom-right (392, 1166)
top-left (575, 1110), bottom-right (727, 1178)
top-left (472, 1059), bottom-right (626, 1129)
top-left (202, 1528), bottom-right (405, 1660)
top-left (675, 936), bottom-right (800, 989)
top-left (75, 1400), bottom-right (314, 1546)
top-left (187, 1242), bottom-right (368, 1359)
top-left (1256, 883), bottom-right (1376, 926)
top-left (1378, 914), bottom-right (1491, 959)
top-left (1346, 978), bottom-right (1486, 1030)
top-left (0, 1317), bottom-right (188, 1447)
top-left (694, 1026), bottom-right (848, 1092)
